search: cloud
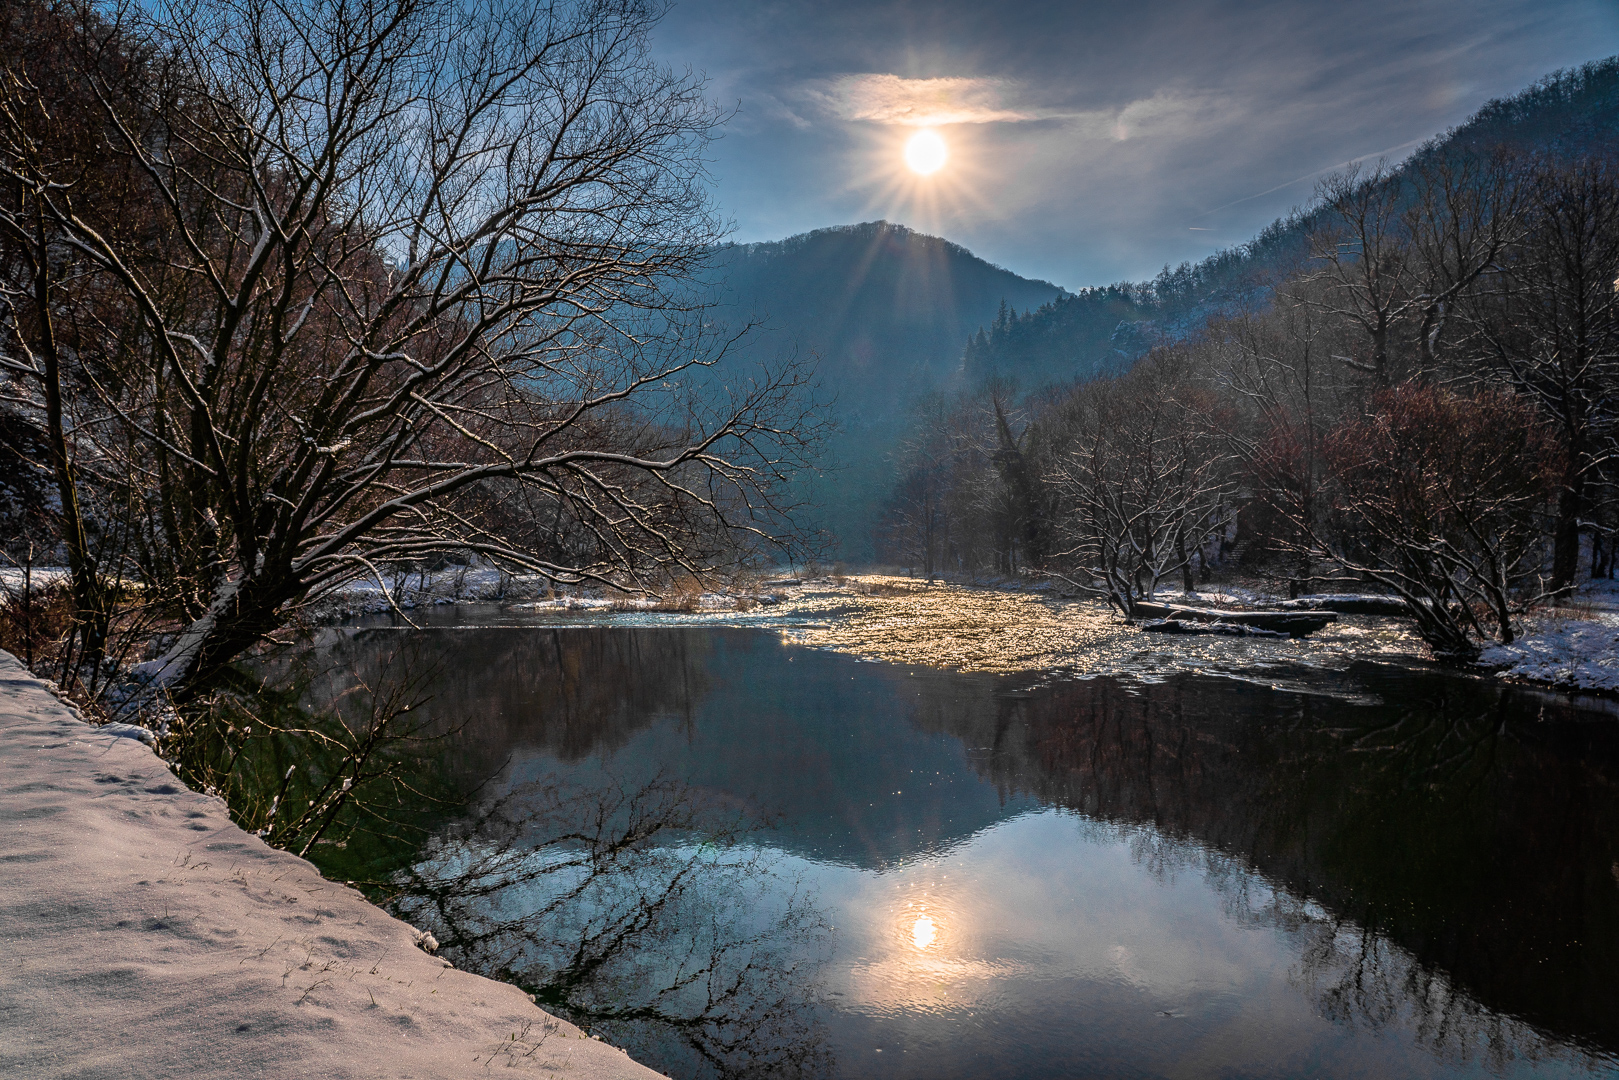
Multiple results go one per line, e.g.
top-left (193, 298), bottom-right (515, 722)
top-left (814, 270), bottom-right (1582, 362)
top-left (803, 75), bottom-right (1216, 142)
top-left (1108, 93), bottom-right (1194, 140)
top-left (810, 74), bottom-right (1039, 126)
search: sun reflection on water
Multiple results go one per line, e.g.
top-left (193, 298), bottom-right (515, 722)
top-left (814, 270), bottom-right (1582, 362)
top-left (911, 914), bottom-right (938, 950)
top-left (756, 577), bottom-right (1424, 688)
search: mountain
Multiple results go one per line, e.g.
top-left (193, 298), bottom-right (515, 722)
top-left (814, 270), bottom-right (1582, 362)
top-left (709, 221), bottom-right (1065, 397)
top-left (705, 221), bottom-right (1067, 560)
top-left (965, 55), bottom-right (1619, 385)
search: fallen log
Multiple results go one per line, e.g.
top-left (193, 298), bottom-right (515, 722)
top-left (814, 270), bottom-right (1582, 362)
top-left (1133, 602), bottom-right (1335, 636)
top-left (1138, 619), bottom-right (1290, 639)
top-left (1275, 594), bottom-right (1410, 616)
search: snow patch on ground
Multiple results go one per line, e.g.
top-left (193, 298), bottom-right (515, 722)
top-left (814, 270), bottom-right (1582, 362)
top-left (1478, 578), bottom-right (1619, 693)
top-left (0, 565), bottom-right (68, 591)
top-left (0, 649), bottom-right (661, 1080)
top-left (1479, 621), bottom-right (1619, 693)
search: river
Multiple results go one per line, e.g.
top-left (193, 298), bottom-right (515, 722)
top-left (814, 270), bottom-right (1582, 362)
top-left (279, 585), bottom-right (1619, 1079)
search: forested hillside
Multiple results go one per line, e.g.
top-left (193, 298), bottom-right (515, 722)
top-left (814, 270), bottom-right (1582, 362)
top-left (964, 57), bottom-right (1619, 386)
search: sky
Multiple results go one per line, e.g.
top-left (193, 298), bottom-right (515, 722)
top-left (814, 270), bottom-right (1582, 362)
top-left (651, 0), bottom-right (1619, 290)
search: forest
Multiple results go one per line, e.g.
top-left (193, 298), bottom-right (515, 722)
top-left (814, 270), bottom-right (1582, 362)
top-left (878, 82), bottom-right (1619, 661)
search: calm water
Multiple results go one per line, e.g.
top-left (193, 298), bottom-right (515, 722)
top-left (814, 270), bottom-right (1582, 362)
top-left (294, 605), bottom-right (1619, 1080)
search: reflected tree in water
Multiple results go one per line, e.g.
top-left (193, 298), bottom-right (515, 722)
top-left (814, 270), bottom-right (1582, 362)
top-left (916, 669), bottom-right (1619, 1060)
top-left (255, 626), bottom-right (831, 1076)
top-left (1292, 917), bottom-right (1550, 1073)
top-left (170, 646), bottom-right (469, 876)
top-left (390, 773), bottom-right (833, 1079)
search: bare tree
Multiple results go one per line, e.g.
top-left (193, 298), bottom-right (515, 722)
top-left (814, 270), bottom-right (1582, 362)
top-left (1, 0), bottom-right (819, 701)
top-left (1304, 153), bottom-right (1522, 387)
top-left (1403, 150), bottom-right (1525, 375)
top-left (0, 0), bottom-right (154, 683)
top-left (1206, 287), bottom-right (1354, 595)
top-left (1463, 155), bottom-right (1619, 592)
top-left (1045, 349), bottom-right (1232, 616)
top-left (876, 386), bottom-right (1036, 580)
top-left (1305, 164), bottom-right (1418, 388)
top-left (1317, 385), bottom-right (1560, 659)
top-left (877, 392), bottom-right (967, 580)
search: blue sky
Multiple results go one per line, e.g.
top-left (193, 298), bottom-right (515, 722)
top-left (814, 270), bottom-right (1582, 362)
top-left (652, 0), bottom-right (1619, 289)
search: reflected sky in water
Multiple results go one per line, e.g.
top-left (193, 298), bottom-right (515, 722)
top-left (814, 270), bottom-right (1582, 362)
top-left (303, 603), bottom-right (1619, 1079)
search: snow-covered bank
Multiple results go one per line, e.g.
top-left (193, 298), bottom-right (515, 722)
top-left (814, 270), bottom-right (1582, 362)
top-left (1140, 578), bottom-right (1619, 695)
top-left (1479, 579), bottom-right (1619, 694)
top-left (308, 565), bottom-right (779, 619)
top-left (0, 649), bottom-right (663, 1080)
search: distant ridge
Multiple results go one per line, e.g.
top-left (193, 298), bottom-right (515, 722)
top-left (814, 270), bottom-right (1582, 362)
top-left (709, 220), bottom-right (1065, 397)
top-left (730, 220), bottom-right (1061, 288)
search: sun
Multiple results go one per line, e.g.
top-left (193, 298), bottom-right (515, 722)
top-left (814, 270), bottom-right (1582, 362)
top-left (853, 123), bottom-right (989, 233)
top-left (904, 129), bottom-right (948, 175)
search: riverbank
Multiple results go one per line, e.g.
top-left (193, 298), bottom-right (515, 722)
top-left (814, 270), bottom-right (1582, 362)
top-left (314, 566), bottom-right (1619, 695)
top-left (7, 562), bottom-right (1617, 697)
top-left (763, 573), bottom-right (1619, 697)
top-left (0, 649), bottom-right (664, 1079)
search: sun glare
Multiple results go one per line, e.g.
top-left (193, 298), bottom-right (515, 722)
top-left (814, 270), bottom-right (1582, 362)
top-left (911, 914), bottom-right (938, 950)
top-left (904, 129), bottom-right (948, 175)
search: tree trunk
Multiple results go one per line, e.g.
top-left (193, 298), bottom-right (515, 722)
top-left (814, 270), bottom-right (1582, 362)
top-left (32, 225), bottom-right (107, 678)
top-left (1550, 469), bottom-right (1584, 593)
top-left (132, 574), bottom-right (294, 704)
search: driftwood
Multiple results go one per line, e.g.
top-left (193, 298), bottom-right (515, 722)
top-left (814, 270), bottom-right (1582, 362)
top-left (1275, 594), bottom-right (1411, 616)
top-left (1133, 602), bottom-right (1335, 636)
top-left (1138, 619), bottom-right (1290, 639)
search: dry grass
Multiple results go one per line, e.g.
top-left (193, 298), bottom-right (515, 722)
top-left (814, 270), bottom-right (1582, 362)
top-left (0, 580), bottom-right (76, 670)
top-left (847, 578), bottom-right (920, 599)
top-left (1545, 597), bottom-right (1602, 622)
top-left (608, 580), bottom-right (704, 613)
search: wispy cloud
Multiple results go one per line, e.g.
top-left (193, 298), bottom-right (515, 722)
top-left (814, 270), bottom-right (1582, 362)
top-left (804, 75), bottom-right (1215, 141)
top-left (1104, 92), bottom-right (1215, 141)
top-left (809, 75), bottom-right (1039, 126)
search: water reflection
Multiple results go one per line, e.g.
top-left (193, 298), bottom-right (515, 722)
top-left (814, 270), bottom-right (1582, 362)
top-left (392, 773), bottom-right (832, 1079)
top-left (952, 669), bottom-right (1619, 1056)
top-left (295, 617), bottom-right (1619, 1079)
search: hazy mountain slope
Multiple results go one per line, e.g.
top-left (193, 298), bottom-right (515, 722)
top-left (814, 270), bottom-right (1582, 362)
top-left (708, 220), bottom-right (1065, 394)
top-left (704, 221), bottom-right (1066, 559)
